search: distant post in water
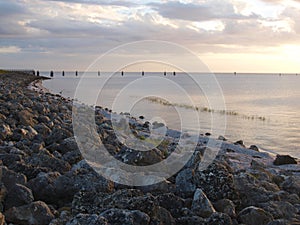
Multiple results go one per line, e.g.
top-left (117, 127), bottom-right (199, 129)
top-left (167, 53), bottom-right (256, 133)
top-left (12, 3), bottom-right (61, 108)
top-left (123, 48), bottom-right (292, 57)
top-left (76, 71), bottom-right (78, 76)
top-left (142, 71), bottom-right (144, 76)
top-left (62, 71), bottom-right (65, 76)
top-left (121, 71), bottom-right (124, 76)
top-left (173, 71), bottom-right (176, 76)
top-left (164, 71), bottom-right (166, 76)
top-left (50, 71), bottom-right (54, 77)
top-left (98, 71), bottom-right (100, 76)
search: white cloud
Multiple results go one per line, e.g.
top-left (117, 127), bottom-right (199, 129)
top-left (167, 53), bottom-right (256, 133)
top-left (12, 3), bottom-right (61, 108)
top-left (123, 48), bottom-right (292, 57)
top-left (0, 46), bottom-right (21, 53)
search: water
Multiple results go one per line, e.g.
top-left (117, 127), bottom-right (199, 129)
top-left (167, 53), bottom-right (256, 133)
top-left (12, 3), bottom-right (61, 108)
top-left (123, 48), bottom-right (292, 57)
top-left (42, 72), bottom-right (300, 157)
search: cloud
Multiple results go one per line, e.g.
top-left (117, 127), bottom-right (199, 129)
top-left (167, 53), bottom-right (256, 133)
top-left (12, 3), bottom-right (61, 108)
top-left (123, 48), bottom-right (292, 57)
top-left (44, 0), bottom-right (135, 7)
top-left (149, 1), bottom-right (258, 22)
top-left (0, 46), bottom-right (21, 54)
top-left (1, 0), bottom-right (300, 71)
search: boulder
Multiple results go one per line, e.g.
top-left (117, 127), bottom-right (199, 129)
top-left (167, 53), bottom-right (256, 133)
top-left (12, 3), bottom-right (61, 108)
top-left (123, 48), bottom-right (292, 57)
top-left (191, 188), bottom-right (216, 218)
top-left (238, 206), bottom-right (273, 225)
top-left (213, 199), bottom-right (236, 218)
top-left (66, 214), bottom-right (108, 225)
top-left (4, 184), bottom-right (34, 210)
top-left (0, 124), bottom-right (12, 140)
top-left (100, 208), bottom-right (150, 225)
top-left (273, 155), bottom-right (297, 166)
top-left (1, 167), bottom-right (26, 189)
top-left (17, 109), bottom-right (37, 127)
top-left (194, 160), bottom-right (238, 201)
top-left (207, 212), bottom-right (233, 225)
top-left (281, 176), bottom-right (300, 196)
top-left (249, 145), bottom-right (259, 151)
top-left (26, 152), bottom-right (71, 174)
top-left (175, 168), bottom-right (196, 198)
top-left (5, 201), bottom-right (55, 225)
top-left (176, 216), bottom-right (206, 225)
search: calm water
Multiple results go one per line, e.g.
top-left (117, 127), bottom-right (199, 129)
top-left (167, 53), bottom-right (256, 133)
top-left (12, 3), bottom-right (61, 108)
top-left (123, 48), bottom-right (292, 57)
top-left (42, 72), bottom-right (300, 157)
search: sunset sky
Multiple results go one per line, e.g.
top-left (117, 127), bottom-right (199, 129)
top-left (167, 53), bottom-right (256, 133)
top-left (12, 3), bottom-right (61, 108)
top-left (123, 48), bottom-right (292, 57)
top-left (0, 0), bottom-right (300, 73)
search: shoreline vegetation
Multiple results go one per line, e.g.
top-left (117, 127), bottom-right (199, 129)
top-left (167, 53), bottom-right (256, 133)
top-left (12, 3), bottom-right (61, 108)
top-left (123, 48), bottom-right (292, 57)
top-left (0, 71), bottom-right (300, 225)
top-left (145, 97), bottom-right (267, 122)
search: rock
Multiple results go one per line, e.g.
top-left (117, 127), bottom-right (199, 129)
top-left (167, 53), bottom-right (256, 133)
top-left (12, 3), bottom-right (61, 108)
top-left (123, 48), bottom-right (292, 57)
top-left (38, 115), bottom-right (51, 123)
top-left (234, 140), bottom-right (245, 147)
top-left (71, 189), bottom-right (164, 223)
top-left (176, 216), bottom-right (206, 225)
top-left (0, 124), bottom-right (12, 140)
top-left (26, 152), bottom-right (71, 174)
top-left (62, 150), bottom-right (83, 165)
top-left (218, 136), bottom-right (227, 141)
top-left (1, 167), bottom-right (27, 189)
top-left (100, 208), bottom-right (150, 225)
top-left (49, 210), bottom-right (72, 225)
top-left (0, 154), bottom-right (23, 169)
top-left (66, 214), bottom-right (108, 225)
top-left (213, 199), bottom-right (236, 218)
top-left (175, 168), bottom-right (196, 198)
top-left (157, 193), bottom-right (185, 218)
top-left (249, 145), bottom-right (259, 151)
top-left (234, 172), bottom-right (275, 207)
top-left (17, 109), bottom-right (37, 127)
top-left (45, 127), bottom-right (72, 145)
top-left (260, 201), bottom-right (297, 220)
top-left (152, 206), bottom-right (176, 225)
top-left (4, 184), bottom-right (34, 210)
top-left (207, 212), bottom-right (233, 225)
top-left (0, 183), bottom-right (7, 203)
top-left (191, 188), bottom-right (216, 218)
top-left (273, 155), bottom-right (297, 165)
top-left (267, 219), bottom-right (292, 225)
top-left (5, 201), bottom-right (55, 225)
top-left (27, 166), bottom-right (113, 207)
top-left (238, 206), bottom-right (273, 225)
top-left (58, 137), bottom-right (79, 154)
top-left (116, 147), bottom-right (164, 166)
top-left (281, 176), bottom-right (300, 196)
top-left (0, 213), bottom-right (5, 225)
top-left (193, 160), bottom-right (238, 201)
top-left (34, 123), bottom-right (51, 137)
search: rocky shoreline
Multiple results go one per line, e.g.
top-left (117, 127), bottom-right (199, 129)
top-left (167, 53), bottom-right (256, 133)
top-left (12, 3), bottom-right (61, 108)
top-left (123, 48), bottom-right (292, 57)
top-left (0, 71), bottom-right (300, 225)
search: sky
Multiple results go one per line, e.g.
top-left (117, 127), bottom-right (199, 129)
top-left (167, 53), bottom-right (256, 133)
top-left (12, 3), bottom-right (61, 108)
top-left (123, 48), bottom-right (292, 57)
top-left (0, 0), bottom-right (300, 73)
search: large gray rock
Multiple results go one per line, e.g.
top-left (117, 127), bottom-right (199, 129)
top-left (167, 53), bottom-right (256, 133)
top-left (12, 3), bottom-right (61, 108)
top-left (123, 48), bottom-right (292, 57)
top-left (26, 151), bottom-right (71, 174)
top-left (191, 188), bottom-right (216, 218)
top-left (207, 212), bottom-right (233, 225)
top-left (5, 201), bottom-right (55, 225)
top-left (27, 165), bottom-right (113, 207)
top-left (193, 160), bottom-right (238, 201)
top-left (259, 201), bottom-right (297, 220)
top-left (4, 184), bottom-right (34, 210)
top-left (281, 176), bottom-right (300, 196)
top-left (1, 166), bottom-right (26, 189)
top-left (273, 155), bottom-right (297, 166)
top-left (175, 168), bottom-right (196, 198)
top-left (238, 206), bottom-right (273, 225)
top-left (213, 199), bottom-right (236, 218)
top-left (100, 208), bottom-right (150, 225)
top-left (66, 214), bottom-right (108, 225)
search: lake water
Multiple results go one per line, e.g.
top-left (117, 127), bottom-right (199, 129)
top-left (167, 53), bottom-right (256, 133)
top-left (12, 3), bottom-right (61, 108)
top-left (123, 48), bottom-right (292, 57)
top-left (42, 72), bottom-right (300, 158)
